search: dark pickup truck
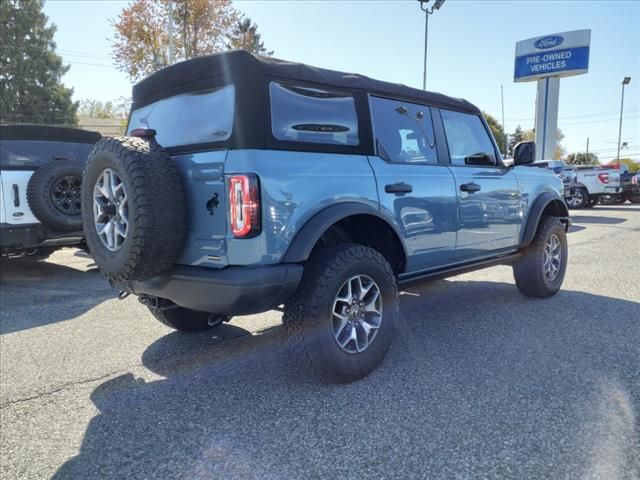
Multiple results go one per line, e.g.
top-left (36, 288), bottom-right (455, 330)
top-left (600, 166), bottom-right (640, 205)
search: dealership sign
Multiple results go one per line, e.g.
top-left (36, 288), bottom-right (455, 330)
top-left (514, 29), bottom-right (591, 82)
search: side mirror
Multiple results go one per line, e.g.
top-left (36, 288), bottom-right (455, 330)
top-left (465, 152), bottom-right (495, 166)
top-left (513, 141), bottom-right (535, 166)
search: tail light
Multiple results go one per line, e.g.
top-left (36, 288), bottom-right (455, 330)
top-left (597, 173), bottom-right (609, 184)
top-left (228, 174), bottom-right (261, 238)
top-left (633, 175), bottom-right (638, 185)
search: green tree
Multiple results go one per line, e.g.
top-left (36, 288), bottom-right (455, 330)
top-left (566, 152), bottom-right (599, 165)
top-left (508, 125), bottom-right (525, 154)
top-left (227, 17), bottom-right (273, 55)
top-left (78, 98), bottom-right (129, 120)
top-left (0, 0), bottom-right (77, 125)
top-left (482, 111), bottom-right (506, 155)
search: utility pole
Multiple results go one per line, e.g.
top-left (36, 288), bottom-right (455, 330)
top-left (418, 0), bottom-right (445, 90)
top-left (501, 84), bottom-right (506, 155)
top-left (586, 137), bottom-right (589, 158)
top-left (168, 0), bottom-right (175, 65)
top-left (616, 76), bottom-right (631, 164)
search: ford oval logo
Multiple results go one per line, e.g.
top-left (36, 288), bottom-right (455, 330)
top-left (534, 35), bottom-right (564, 49)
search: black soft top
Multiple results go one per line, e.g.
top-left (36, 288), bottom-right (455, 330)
top-left (132, 50), bottom-right (479, 114)
top-left (0, 124), bottom-right (101, 144)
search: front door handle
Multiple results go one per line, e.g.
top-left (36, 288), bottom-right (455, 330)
top-left (385, 182), bottom-right (413, 195)
top-left (460, 182), bottom-right (481, 193)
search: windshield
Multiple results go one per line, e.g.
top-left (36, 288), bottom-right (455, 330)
top-left (127, 85), bottom-right (235, 148)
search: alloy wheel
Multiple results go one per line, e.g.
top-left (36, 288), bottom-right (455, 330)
top-left (543, 233), bottom-right (562, 281)
top-left (93, 168), bottom-right (128, 251)
top-left (332, 274), bottom-right (383, 354)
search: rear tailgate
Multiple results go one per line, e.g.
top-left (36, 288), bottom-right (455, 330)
top-left (171, 151), bottom-right (229, 268)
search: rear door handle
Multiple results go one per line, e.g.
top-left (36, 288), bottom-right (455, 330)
top-left (460, 182), bottom-right (481, 193)
top-left (12, 184), bottom-right (20, 206)
top-left (385, 182), bottom-right (413, 195)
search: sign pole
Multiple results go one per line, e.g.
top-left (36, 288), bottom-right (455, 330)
top-left (534, 77), bottom-right (560, 160)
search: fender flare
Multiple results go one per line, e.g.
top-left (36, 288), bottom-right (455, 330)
top-left (520, 192), bottom-right (569, 248)
top-left (282, 202), bottom-right (408, 264)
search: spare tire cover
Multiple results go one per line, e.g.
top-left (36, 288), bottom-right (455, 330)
top-left (26, 159), bottom-right (84, 232)
top-left (81, 136), bottom-right (186, 282)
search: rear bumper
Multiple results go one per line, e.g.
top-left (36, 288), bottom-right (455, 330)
top-left (0, 223), bottom-right (83, 252)
top-left (113, 263), bottom-right (304, 316)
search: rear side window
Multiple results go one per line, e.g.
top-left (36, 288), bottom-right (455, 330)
top-left (127, 85), bottom-right (235, 148)
top-left (369, 96), bottom-right (437, 164)
top-left (0, 140), bottom-right (94, 169)
top-left (440, 110), bottom-right (496, 166)
top-left (270, 82), bottom-right (359, 146)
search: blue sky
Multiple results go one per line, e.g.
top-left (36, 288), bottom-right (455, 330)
top-left (44, 0), bottom-right (640, 162)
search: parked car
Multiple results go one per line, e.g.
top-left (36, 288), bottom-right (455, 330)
top-left (81, 51), bottom-right (570, 382)
top-left (598, 164), bottom-right (640, 205)
top-left (564, 164), bottom-right (622, 209)
top-left (0, 124), bottom-right (100, 258)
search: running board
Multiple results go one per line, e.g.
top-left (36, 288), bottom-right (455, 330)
top-left (398, 253), bottom-right (521, 289)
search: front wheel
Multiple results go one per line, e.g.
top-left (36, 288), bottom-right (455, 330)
top-left (284, 245), bottom-right (398, 383)
top-left (513, 216), bottom-right (568, 298)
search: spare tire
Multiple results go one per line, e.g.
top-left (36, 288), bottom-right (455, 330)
top-left (81, 136), bottom-right (186, 282)
top-left (27, 159), bottom-right (84, 232)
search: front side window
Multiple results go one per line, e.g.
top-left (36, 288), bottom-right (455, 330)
top-left (369, 96), bottom-right (437, 164)
top-left (270, 82), bottom-right (359, 146)
top-left (440, 110), bottom-right (496, 166)
top-left (127, 85), bottom-right (235, 148)
top-left (0, 140), bottom-right (94, 168)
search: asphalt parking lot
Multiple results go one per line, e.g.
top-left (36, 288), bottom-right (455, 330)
top-left (1, 205), bottom-right (639, 480)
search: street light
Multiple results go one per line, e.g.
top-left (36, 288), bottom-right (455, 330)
top-left (616, 76), bottom-right (631, 164)
top-left (418, 0), bottom-right (445, 90)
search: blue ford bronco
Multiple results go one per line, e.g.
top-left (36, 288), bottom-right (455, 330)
top-left (82, 51), bottom-right (570, 382)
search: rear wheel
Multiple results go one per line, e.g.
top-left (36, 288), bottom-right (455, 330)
top-left (630, 196), bottom-right (640, 204)
top-left (284, 244), bottom-right (398, 383)
top-left (566, 187), bottom-right (588, 209)
top-left (513, 216), bottom-right (568, 298)
top-left (147, 304), bottom-right (230, 332)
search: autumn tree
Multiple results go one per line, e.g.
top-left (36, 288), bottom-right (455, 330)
top-left (482, 111), bottom-right (506, 155)
top-left (0, 0), bottom-right (78, 125)
top-left (112, 0), bottom-right (272, 81)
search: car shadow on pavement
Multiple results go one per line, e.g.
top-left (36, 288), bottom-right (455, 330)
top-left (592, 206), bottom-right (640, 212)
top-left (570, 215), bottom-right (627, 225)
top-left (53, 280), bottom-right (640, 479)
top-left (0, 256), bottom-right (113, 334)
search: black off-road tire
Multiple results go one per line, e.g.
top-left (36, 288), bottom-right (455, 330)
top-left (567, 187), bottom-right (589, 209)
top-left (27, 159), bottom-right (84, 232)
top-left (148, 305), bottom-right (230, 332)
top-left (630, 196), bottom-right (640, 204)
top-left (81, 137), bottom-right (186, 282)
top-left (283, 244), bottom-right (399, 383)
top-left (513, 215), bottom-right (568, 298)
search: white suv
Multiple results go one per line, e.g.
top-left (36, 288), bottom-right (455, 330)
top-left (0, 124), bottom-right (100, 258)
